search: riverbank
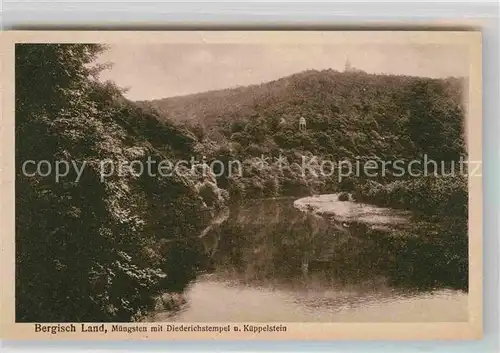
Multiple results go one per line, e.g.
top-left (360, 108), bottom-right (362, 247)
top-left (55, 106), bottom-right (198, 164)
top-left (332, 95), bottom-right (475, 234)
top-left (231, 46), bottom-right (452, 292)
top-left (294, 193), bottom-right (413, 230)
top-left (296, 193), bottom-right (467, 291)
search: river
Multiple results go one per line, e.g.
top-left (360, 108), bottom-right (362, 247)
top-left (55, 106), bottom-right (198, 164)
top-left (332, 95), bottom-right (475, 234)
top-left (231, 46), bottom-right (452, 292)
top-left (148, 194), bottom-right (467, 322)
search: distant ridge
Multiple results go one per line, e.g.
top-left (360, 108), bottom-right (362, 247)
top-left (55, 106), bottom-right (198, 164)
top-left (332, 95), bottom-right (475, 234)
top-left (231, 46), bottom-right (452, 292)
top-left (136, 69), bottom-right (464, 130)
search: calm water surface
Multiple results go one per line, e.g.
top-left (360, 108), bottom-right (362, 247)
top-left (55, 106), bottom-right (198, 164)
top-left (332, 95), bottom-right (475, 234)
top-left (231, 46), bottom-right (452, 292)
top-left (149, 195), bottom-right (467, 322)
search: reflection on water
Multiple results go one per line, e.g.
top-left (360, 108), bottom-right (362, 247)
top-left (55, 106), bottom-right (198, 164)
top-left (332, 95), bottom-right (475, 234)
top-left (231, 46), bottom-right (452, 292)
top-left (150, 195), bottom-right (467, 322)
top-left (150, 275), bottom-right (467, 322)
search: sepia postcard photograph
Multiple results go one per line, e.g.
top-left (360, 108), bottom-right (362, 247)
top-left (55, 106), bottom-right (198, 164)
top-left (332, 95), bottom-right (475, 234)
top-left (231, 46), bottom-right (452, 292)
top-left (0, 30), bottom-right (482, 340)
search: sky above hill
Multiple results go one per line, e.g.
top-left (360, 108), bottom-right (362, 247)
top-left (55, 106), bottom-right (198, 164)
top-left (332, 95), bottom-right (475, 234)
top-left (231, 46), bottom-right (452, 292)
top-left (97, 43), bottom-right (469, 101)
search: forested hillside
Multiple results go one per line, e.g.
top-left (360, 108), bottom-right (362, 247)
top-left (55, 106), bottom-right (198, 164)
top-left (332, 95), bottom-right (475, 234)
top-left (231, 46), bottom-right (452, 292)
top-left (140, 68), bottom-right (467, 205)
top-left (141, 68), bottom-right (469, 291)
top-left (139, 68), bottom-right (465, 162)
top-left (15, 44), bottom-right (226, 322)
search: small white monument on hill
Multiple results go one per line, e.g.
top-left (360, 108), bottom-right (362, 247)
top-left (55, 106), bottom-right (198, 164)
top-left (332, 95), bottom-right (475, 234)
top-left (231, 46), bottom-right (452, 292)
top-left (299, 116), bottom-right (306, 131)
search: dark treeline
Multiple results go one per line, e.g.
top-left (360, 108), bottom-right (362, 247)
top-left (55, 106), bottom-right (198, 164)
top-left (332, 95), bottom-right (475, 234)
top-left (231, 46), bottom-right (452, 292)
top-left (15, 44), bottom-right (226, 322)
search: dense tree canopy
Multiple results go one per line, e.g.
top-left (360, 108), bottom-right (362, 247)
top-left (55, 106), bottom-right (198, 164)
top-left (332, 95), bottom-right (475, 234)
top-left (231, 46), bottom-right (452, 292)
top-left (16, 44), bottom-right (225, 322)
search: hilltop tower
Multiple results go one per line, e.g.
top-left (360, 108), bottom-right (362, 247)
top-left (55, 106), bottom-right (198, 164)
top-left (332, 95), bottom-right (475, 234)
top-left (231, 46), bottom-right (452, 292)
top-left (344, 57), bottom-right (353, 72)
